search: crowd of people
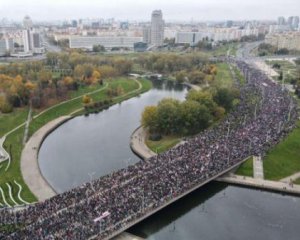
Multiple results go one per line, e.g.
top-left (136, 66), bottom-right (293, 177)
top-left (0, 60), bottom-right (298, 239)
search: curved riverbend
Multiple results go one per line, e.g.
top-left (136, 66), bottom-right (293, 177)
top-left (39, 81), bottom-right (187, 193)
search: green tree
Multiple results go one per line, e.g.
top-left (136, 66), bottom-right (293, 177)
top-left (156, 98), bottom-right (181, 134)
top-left (213, 88), bottom-right (235, 111)
top-left (141, 106), bottom-right (158, 133)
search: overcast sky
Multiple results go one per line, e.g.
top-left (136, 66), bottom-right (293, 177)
top-left (0, 0), bottom-right (299, 22)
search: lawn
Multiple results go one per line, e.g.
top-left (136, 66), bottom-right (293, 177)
top-left (263, 121), bottom-right (300, 180)
top-left (235, 157), bottom-right (253, 177)
top-left (0, 78), bottom-right (152, 205)
top-left (0, 109), bottom-right (29, 137)
top-left (265, 60), bottom-right (298, 82)
top-left (146, 135), bottom-right (181, 154)
top-left (209, 43), bottom-right (239, 57)
top-left (215, 63), bottom-right (233, 88)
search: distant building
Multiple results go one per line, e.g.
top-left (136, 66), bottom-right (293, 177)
top-left (69, 36), bottom-right (143, 50)
top-left (0, 38), bottom-right (14, 56)
top-left (23, 15), bottom-right (33, 29)
top-left (134, 42), bottom-right (148, 52)
top-left (120, 22), bottom-right (129, 30)
top-left (226, 20), bottom-right (233, 28)
top-left (150, 10), bottom-right (164, 46)
top-left (143, 25), bottom-right (151, 44)
top-left (22, 29), bottom-right (31, 52)
top-left (278, 16), bottom-right (286, 26)
top-left (265, 32), bottom-right (300, 51)
top-left (71, 20), bottom-right (78, 28)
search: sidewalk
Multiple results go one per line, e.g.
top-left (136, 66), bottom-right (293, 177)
top-left (0, 136), bottom-right (9, 164)
top-left (253, 155), bottom-right (264, 179)
top-left (217, 174), bottom-right (300, 195)
top-left (281, 172), bottom-right (300, 183)
top-left (21, 116), bottom-right (72, 201)
top-left (130, 126), bottom-right (156, 160)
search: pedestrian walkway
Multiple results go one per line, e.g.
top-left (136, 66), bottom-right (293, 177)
top-left (130, 126), bottom-right (156, 160)
top-left (253, 155), bottom-right (264, 179)
top-left (280, 172), bottom-right (300, 183)
top-left (217, 174), bottom-right (300, 195)
top-left (0, 136), bottom-right (9, 164)
top-left (21, 116), bottom-right (72, 201)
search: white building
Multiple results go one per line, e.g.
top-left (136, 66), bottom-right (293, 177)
top-left (175, 27), bottom-right (259, 45)
top-left (0, 38), bottom-right (14, 56)
top-left (69, 36), bottom-right (143, 49)
top-left (150, 10), bottom-right (164, 46)
top-left (22, 29), bottom-right (31, 52)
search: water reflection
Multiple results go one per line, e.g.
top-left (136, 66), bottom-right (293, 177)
top-left (129, 182), bottom-right (300, 240)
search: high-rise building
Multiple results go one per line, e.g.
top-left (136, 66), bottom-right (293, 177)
top-left (22, 29), bottom-right (31, 52)
top-left (150, 10), bottom-right (164, 46)
top-left (278, 16), bottom-right (286, 25)
top-left (292, 16), bottom-right (299, 30)
top-left (32, 33), bottom-right (41, 48)
top-left (143, 25), bottom-right (151, 44)
top-left (23, 15), bottom-right (33, 29)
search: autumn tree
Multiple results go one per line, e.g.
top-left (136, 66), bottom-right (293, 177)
top-left (82, 95), bottom-right (92, 105)
top-left (141, 106), bottom-right (158, 133)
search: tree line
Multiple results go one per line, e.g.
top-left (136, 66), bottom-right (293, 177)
top-left (142, 87), bottom-right (239, 137)
top-left (0, 52), bottom-right (133, 113)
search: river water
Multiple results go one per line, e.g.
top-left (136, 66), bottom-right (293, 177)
top-left (39, 80), bottom-right (300, 240)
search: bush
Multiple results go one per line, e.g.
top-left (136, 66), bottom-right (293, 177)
top-left (0, 102), bottom-right (13, 113)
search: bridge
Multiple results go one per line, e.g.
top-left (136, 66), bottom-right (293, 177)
top-left (0, 60), bottom-right (298, 240)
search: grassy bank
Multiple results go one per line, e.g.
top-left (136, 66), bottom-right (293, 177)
top-left (146, 135), bottom-right (181, 154)
top-left (215, 63), bottom-right (233, 88)
top-left (235, 157), bottom-right (253, 177)
top-left (0, 78), bottom-right (152, 206)
top-left (263, 121), bottom-right (300, 180)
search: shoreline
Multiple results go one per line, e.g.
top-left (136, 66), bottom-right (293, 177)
top-left (21, 116), bottom-right (73, 201)
top-left (20, 78), bottom-right (149, 202)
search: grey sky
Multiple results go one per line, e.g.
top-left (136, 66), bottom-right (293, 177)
top-left (0, 0), bottom-right (299, 22)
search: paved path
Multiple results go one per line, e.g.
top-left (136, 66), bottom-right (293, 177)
top-left (130, 126), bottom-right (156, 160)
top-left (281, 172), bottom-right (300, 183)
top-left (21, 116), bottom-right (72, 201)
top-left (217, 174), bottom-right (300, 195)
top-left (0, 136), bottom-right (9, 164)
top-left (22, 106), bottom-right (32, 146)
top-left (253, 155), bottom-right (264, 179)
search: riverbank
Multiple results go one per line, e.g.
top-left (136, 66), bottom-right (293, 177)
top-left (0, 78), bottom-right (152, 206)
top-left (130, 125), bottom-right (300, 196)
top-left (21, 116), bottom-right (72, 201)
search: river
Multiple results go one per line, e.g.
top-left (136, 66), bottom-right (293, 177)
top-left (39, 80), bottom-right (300, 240)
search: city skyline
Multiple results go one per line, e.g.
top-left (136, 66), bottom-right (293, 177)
top-left (0, 0), bottom-right (300, 22)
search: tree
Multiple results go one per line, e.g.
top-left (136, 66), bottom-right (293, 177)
top-left (82, 95), bottom-right (92, 105)
top-left (141, 106), bottom-right (158, 133)
top-left (187, 90), bottom-right (216, 113)
top-left (91, 70), bottom-right (101, 84)
top-left (188, 70), bottom-right (206, 84)
top-left (92, 44), bottom-right (105, 52)
top-left (213, 88), bottom-right (235, 111)
top-left (175, 71), bottom-right (186, 83)
top-left (156, 98), bottom-right (181, 134)
top-left (62, 76), bottom-right (75, 89)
